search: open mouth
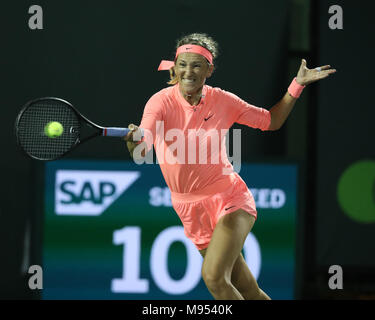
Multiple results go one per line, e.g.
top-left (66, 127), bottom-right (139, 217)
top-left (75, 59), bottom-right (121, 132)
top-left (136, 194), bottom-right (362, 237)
top-left (182, 79), bottom-right (195, 84)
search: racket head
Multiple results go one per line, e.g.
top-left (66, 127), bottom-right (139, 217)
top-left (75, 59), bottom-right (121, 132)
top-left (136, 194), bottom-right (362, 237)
top-left (15, 97), bottom-right (85, 161)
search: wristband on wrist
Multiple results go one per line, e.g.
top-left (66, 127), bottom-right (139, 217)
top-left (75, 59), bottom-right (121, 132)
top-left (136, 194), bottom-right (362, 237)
top-left (288, 77), bottom-right (305, 99)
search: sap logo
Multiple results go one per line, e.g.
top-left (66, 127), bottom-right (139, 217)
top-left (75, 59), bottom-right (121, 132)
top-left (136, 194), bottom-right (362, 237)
top-left (55, 170), bottom-right (140, 216)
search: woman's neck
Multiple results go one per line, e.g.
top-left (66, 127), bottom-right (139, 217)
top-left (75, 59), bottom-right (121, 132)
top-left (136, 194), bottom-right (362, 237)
top-left (179, 86), bottom-right (203, 106)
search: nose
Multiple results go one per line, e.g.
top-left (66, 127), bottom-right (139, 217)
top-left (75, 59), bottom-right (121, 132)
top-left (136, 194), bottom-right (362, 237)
top-left (185, 66), bottom-right (194, 77)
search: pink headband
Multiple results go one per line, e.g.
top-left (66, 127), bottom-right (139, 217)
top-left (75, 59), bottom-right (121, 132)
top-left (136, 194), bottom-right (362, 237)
top-left (158, 44), bottom-right (213, 71)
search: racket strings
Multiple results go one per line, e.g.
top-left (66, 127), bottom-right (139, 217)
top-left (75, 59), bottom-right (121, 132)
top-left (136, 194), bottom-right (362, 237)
top-left (17, 100), bottom-right (80, 160)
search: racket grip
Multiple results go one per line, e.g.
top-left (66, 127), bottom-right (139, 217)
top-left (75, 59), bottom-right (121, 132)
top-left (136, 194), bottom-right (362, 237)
top-left (103, 127), bottom-right (144, 138)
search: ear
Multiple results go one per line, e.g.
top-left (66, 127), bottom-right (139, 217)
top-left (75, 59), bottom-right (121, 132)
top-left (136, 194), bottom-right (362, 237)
top-left (169, 66), bottom-right (176, 78)
top-left (206, 64), bottom-right (214, 78)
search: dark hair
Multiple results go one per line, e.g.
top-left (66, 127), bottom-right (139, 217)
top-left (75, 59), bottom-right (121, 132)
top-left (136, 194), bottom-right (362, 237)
top-left (176, 33), bottom-right (219, 60)
top-left (168, 33), bottom-right (219, 85)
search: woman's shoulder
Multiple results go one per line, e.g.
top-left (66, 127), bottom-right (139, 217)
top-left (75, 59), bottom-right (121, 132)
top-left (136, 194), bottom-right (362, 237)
top-left (206, 85), bottom-right (239, 100)
top-left (153, 85), bottom-right (175, 97)
top-left (143, 86), bottom-right (175, 114)
top-left (147, 86), bottom-right (175, 104)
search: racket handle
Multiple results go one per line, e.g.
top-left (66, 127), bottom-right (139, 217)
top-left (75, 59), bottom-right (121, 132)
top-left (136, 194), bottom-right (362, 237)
top-left (103, 127), bottom-right (144, 138)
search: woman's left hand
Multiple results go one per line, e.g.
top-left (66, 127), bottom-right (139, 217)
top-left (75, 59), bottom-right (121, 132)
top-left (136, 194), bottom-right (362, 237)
top-left (296, 59), bottom-right (337, 86)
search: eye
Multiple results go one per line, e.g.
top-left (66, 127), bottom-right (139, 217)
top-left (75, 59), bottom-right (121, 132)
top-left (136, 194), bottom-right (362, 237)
top-left (194, 64), bottom-right (201, 68)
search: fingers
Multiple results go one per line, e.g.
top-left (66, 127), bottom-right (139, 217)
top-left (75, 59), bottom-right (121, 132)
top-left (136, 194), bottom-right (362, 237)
top-left (326, 68), bottom-right (337, 74)
top-left (315, 69), bottom-right (336, 81)
top-left (313, 65), bottom-right (337, 82)
top-left (318, 65), bottom-right (331, 71)
top-left (304, 58), bottom-right (337, 73)
top-left (318, 69), bottom-right (337, 76)
top-left (124, 123), bottom-right (139, 141)
top-left (298, 61), bottom-right (337, 85)
top-left (128, 124), bottom-right (138, 131)
top-left (314, 64), bottom-right (337, 72)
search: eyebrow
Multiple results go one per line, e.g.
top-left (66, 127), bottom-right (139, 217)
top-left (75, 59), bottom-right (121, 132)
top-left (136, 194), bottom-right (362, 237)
top-left (178, 59), bottom-right (203, 64)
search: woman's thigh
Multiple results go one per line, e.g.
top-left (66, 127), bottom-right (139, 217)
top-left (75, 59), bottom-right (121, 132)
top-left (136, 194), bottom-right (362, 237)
top-left (201, 209), bottom-right (255, 279)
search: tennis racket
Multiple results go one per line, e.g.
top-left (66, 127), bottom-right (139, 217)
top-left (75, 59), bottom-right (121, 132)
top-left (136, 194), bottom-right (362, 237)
top-left (15, 97), bottom-right (141, 161)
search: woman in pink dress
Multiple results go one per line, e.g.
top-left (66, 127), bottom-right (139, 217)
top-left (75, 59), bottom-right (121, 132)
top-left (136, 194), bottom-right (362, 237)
top-left (125, 33), bottom-right (336, 300)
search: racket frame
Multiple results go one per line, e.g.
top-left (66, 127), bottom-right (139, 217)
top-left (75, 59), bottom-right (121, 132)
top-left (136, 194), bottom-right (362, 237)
top-left (15, 97), bottom-right (106, 161)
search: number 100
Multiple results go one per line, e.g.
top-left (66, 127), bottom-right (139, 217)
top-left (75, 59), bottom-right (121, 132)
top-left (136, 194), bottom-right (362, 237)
top-left (111, 226), bottom-right (261, 295)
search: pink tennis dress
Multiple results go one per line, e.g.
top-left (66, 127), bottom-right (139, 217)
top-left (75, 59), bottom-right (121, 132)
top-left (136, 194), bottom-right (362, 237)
top-left (139, 84), bottom-right (271, 250)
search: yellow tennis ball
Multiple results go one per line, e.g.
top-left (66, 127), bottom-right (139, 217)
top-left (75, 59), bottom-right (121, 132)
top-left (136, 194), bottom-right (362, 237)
top-left (44, 121), bottom-right (63, 138)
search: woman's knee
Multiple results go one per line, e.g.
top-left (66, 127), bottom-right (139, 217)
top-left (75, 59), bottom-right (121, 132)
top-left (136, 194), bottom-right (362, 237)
top-left (201, 261), bottom-right (230, 291)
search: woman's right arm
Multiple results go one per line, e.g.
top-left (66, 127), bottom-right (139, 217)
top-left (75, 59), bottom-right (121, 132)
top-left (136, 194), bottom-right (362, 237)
top-left (125, 93), bottom-right (164, 160)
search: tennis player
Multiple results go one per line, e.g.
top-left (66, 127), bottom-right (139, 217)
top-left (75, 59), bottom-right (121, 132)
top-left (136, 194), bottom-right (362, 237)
top-left (124, 33), bottom-right (336, 300)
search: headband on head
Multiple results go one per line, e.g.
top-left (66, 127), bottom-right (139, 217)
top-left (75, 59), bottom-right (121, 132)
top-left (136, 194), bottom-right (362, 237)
top-left (158, 44), bottom-right (213, 71)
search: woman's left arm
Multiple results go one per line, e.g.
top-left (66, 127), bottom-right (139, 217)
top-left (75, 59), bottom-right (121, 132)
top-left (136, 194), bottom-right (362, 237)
top-left (268, 59), bottom-right (336, 131)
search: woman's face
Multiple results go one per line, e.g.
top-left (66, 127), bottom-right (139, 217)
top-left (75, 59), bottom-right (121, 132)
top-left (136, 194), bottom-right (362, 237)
top-left (173, 53), bottom-right (213, 96)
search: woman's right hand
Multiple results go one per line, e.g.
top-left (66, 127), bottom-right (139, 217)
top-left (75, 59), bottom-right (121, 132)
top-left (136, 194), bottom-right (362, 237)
top-left (124, 124), bottom-right (142, 158)
top-left (124, 124), bottom-right (139, 142)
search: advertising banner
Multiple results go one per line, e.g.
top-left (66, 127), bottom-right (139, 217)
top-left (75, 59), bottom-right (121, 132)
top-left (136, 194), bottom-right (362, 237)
top-left (43, 160), bottom-right (297, 299)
